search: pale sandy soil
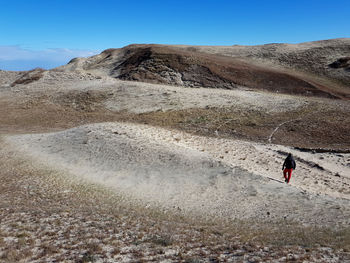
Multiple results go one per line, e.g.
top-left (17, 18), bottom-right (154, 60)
top-left (5, 122), bottom-right (350, 227)
top-left (1, 70), bottom-right (309, 114)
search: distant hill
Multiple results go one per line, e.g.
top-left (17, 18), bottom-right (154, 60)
top-left (57, 38), bottom-right (350, 99)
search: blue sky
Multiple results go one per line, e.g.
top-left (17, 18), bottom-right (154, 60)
top-left (1, 0), bottom-right (349, 70)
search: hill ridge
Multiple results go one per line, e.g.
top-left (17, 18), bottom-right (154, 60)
top-left (56, 38), bottom-right (349, 99)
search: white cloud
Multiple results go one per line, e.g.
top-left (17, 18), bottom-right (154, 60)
top-left (0, 46), bottom-right (99, 71)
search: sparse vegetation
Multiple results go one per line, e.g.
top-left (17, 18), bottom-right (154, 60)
top-left (0, 138), bottom-right (349, 262)
top-left (136, 104), bottom-right (350, 150)
top-left (0, 39), bottom-right (349, 262)
top-left (148, 234), bottom-right (174, 246)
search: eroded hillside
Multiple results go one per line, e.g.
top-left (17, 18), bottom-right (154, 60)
top-left (58, 38), bottom-right (350, 99)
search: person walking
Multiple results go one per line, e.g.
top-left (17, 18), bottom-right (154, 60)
top-left (282, 153), bottom-right (296, 184)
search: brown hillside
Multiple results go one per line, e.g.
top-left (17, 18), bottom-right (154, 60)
top-left (58, 40), bottom-right (350, 99)
top-left (112, 45), bottom-right (340, 98)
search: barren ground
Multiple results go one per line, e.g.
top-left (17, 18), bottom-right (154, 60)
top-left (0, 69), bottom-right (349, 262)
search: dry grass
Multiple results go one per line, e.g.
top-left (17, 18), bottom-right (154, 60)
top-left (237, 222), bottom-right (350, 251)
top-left (3, 97), bottom-right (348, 150)
top-left (0, 120), bottom-right (349, 262)
top-left (136, 103), bottom-right (350, 150)
top-left (147, 234), bottom-right (174, 247)
top-left (1, 74), bottom-right (349, 152)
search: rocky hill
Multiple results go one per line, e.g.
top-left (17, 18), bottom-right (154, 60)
top-left (58, 38), bottom-right (350, 99)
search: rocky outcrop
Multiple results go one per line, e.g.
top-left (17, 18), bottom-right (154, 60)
top-left (10, 68), bottom-right (45, 87)
top-left (329, 57), bottom-right (350, 70)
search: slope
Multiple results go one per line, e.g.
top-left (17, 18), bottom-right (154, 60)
top-left (57, 39), bottom-right (350, 99)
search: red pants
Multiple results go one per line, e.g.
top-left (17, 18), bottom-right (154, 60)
top-left (283, 169), bottom-right (293, 183)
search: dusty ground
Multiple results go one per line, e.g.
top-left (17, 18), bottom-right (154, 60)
top-left (1, 137), bottom-right (349, 262)
top-left (0, 69), bottom-right (350, 262)
top-left (5, 122), bottom-right (350, 224)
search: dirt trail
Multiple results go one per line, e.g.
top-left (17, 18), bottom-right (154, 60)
top-left (267, 119), bottom-right (298, 143)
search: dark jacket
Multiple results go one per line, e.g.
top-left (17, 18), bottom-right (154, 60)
top-left (282, 154), bottom-right (296, 170)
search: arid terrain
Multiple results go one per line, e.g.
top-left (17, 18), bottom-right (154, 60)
top-left (0, 38), bottom-right (349, 262)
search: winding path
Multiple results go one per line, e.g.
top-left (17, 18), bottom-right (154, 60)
top-left (268, 119), bottom-right (301, 143)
